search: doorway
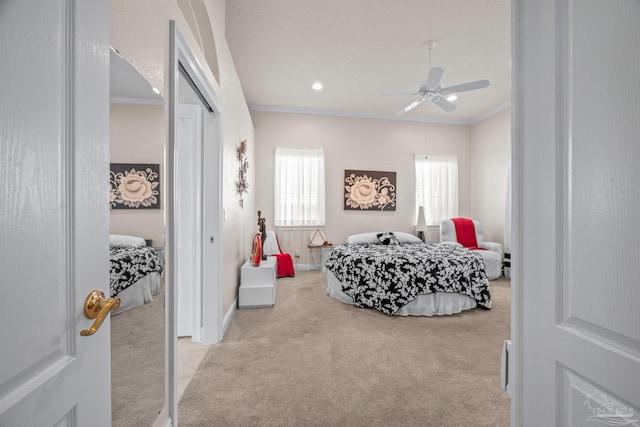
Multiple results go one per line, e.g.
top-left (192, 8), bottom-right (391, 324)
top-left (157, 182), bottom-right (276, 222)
top-left (167, 20), bottom-right (224, 422)
top-left (172, 57), bottom-right (223, 345)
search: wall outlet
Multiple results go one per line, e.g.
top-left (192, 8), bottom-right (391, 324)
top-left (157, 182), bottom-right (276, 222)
top-left (294, 250), bottom-right (300, 258)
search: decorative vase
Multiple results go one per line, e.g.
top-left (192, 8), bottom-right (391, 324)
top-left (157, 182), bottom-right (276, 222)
top-left (251, 233), bottom-right (262, 266)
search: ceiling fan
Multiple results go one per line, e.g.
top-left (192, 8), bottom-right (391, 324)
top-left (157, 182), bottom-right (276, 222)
top-left (388, 41), bottom-right (490, 115)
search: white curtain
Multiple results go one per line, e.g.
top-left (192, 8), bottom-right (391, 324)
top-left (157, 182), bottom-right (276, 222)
top-left (274, 147), bottom-right (325, 227)
top-left (415, 154), bottom-right (458, 226)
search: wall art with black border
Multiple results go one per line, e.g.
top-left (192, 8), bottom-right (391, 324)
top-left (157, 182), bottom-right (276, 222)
top-left (344, 169), bottom-right (396, 211)
top-left (110, 163), bottom-right (160, 209)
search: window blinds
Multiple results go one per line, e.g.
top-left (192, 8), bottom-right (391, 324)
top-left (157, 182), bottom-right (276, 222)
top-left (274, 148), bottom-right (325, 227)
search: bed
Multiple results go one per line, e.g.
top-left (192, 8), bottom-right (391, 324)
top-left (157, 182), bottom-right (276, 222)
top-left (323, 231), bottom-right (491, 316)
top-left (109, 234), bottom-right (164, 314)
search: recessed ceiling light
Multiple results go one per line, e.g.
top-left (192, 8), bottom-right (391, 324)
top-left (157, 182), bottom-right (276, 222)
top-left (312, 81), bottom-right (323, 91)
top-left (447, 94), bottom-right (458, 102)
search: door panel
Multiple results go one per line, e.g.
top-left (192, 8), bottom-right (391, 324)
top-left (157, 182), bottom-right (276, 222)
top-left (563, 1), bottom-right (640, 349)
top-left (561, 369), bottom-right (638, 427)
top-left (515, 0), bottom-right (640, 425)
top-left (0, 0), bottom-right (110, 425)
top-left (175, 103), bottom-right (202, 338)
top-left (0, 0), bottom-right (71, 387)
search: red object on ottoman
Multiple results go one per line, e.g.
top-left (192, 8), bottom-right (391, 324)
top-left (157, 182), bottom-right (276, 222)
top-left (263, 230), bottom-right (295, 277)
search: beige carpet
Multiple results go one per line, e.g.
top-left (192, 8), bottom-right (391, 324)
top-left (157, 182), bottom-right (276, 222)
top-left (111, 289), bottom-right (165, 427)
top-left (178, 271), bottom-right (511, 426)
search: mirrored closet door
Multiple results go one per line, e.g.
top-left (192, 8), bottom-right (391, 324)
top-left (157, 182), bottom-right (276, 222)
top-left (108, 46), bottom-right (167, 427)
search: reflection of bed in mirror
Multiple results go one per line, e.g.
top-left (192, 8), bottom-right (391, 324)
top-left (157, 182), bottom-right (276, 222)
top-left (109, 234), bottom-right (164, 314)
top-left (109, 45), bottom-right (167, 426)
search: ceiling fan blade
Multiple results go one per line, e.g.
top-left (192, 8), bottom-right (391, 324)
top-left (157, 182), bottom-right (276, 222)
top-left (439, 79), bottom-right (490, 95)
top-left (381, 91), bottom-right (419, 96)
top-left (426, 67), bottom-right (444, 89)
top-left (397, 97), bottom-right (426, 115)
top-left (418, 67), bottom-right (444, 92)
top-left (432, 96), bottom-right (456, 112)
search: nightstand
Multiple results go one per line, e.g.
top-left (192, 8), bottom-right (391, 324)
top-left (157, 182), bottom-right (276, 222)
top-left (239, 257), bottom-right (277, 308)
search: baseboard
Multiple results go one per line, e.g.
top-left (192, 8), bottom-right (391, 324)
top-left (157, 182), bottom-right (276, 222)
top-left (222, 298), bottom-right (237, 338)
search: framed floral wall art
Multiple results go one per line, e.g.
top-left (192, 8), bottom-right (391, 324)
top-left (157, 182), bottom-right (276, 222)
top-left (110, 163), bottom-right (160, 209)
top-left (344, 169), bottom-right (396, 211)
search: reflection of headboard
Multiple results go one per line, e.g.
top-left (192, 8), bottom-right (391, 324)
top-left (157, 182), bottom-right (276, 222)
top-left (109, 234), bottom-right (146, 248)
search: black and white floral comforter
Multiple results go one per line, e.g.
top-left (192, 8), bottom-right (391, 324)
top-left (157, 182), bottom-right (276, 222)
top-left (324, 243), bottom-right (491, 315)
top-left (110, 246), bottom-right (163, 297)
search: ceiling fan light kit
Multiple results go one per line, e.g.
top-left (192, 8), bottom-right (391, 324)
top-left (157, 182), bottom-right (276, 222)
top-left (391, 40), bottom-right (491, 115)
top-left (423, 40), bottom-right (437, 50)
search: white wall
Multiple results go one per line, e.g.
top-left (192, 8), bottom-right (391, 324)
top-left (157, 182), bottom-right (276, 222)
top-left (110, 104), bottom-right (165, 247)
top-left (253, 111), bottom-right (472, 264)
top-left (470, 107), bottom-right (511, 245)
top-left (206, 1), bottom-right (257, 311)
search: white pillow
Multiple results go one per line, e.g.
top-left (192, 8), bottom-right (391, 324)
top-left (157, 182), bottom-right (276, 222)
top-left (109, 234), bottom-right (146, 248)
top-left (345, 231), bottom-right (422, 244)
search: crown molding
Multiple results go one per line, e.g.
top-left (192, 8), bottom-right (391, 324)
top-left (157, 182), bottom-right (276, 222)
top-left (248, 101), bottom-right (512, 126)
top-left (469, 101), bottom-right (512, 124)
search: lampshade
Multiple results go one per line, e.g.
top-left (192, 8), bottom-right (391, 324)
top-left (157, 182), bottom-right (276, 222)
top-left (416, 206), bottom-right (427, 232)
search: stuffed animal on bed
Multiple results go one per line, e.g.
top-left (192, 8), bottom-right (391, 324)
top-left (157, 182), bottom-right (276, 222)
top-left (376, 232), bottom-right (400, 245)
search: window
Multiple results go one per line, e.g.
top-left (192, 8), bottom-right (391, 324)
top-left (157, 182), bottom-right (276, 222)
top-left (415, 154), bottom-right (458, 225)
top-left (274, 148), bottom-right (325, 227)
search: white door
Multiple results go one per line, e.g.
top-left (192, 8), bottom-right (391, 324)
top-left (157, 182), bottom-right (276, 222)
top-left (175, 103), bottom-right (203, 338)
top-left (514, 1), bottom-right (640, 425)
top-left (0, 1), bottom-right (111, 426)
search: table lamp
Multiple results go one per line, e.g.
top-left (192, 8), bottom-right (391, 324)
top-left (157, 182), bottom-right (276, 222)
top-left (416, 206), bottom-right (427, 241)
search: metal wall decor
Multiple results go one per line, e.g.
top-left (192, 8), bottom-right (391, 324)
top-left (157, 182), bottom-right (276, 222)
top-left (344, 169), bottom-right (396, 211)
top-left (236, 139), bottom-right (249, 208)
top-left (110, 163), bottom-right (160, 209)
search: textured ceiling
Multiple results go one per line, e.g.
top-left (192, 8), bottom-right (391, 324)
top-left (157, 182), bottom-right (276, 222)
top-left (226, 0), bottom-right (511, 124)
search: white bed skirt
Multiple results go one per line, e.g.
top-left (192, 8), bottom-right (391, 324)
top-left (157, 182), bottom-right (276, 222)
top-left (325, 270), bottom-right (477, 316)
top-left (113, 272), bottom-right (163, 315)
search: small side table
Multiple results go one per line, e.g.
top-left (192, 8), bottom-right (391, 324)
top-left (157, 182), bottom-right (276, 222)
top-left (239, 257), bottom-right (277, 308)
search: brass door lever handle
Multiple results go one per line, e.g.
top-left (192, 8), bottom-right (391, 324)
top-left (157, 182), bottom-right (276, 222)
top-left (80, 290), bottom-right (121, 336)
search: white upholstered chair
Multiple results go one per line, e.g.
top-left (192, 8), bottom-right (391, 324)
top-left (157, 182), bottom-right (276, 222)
top-left (440, 218), bottom-right (503, 280)
top-left (263, 230), bottom-right (295, 277)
